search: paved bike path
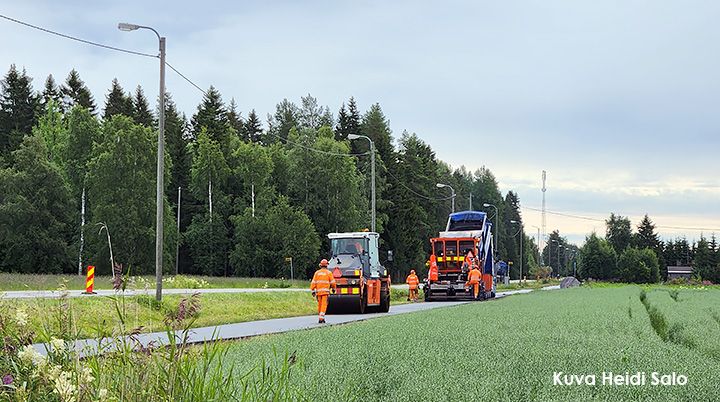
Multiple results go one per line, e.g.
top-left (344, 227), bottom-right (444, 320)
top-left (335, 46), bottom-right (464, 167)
top-left (32, 289), bottom-right (533, 357)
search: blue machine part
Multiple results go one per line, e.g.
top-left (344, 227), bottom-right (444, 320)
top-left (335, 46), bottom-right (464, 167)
top-left (447, 211), bottom-right (487, 231)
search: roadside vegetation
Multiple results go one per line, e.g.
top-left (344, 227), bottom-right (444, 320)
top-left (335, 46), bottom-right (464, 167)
top-left (6, 291), bottom-right (316, 339)
top-left (1, 288), bottom-right (296, 400)
top-left (0, 273), bottom-right (307, 292)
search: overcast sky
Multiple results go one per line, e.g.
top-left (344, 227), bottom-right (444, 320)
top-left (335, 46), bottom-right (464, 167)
top-left (2, 1), bottom-right (719, 245)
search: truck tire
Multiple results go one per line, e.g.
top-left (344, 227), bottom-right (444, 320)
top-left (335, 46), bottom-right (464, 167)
top-left (358, 292), bottom-right (367, 314)
top-left (379, 292), bottom-right (390, 313)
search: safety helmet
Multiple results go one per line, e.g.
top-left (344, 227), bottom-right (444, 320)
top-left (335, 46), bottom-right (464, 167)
top-left (319, 259), bottom-right (329, 267)
top-left (410, 270), bottom-right (416, 274)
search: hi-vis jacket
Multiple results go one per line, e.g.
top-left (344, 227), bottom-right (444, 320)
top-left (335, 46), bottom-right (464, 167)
top-left (310, 268), bottom-right (337, 296)
top-left (467, 267), bottom-right (482, 285)
top-left (406, 274), bottom-right (420, 289)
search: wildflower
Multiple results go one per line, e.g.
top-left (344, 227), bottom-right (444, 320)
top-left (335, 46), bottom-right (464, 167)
top-left (51, 337), bottom-right (66, 353)
top-left (47, 364), bottom-right (63, 381)
top-left (98, 388), bottom-right (109, 401)
top-left (2, 374), bottom-right (12, 385)
top-left (80, 366), bottom-right (94, 383)
top-left (17, 345), bottom-right (45, 366)
top-left (15, 309), bottom-right (28, 326)
top-left (53, 370), bottom-right (77, 402)
top-left (15, 382), bottom-right (28, 401)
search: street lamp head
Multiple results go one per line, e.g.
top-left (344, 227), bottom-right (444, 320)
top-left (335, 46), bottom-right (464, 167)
top-left (482, 203), bottom-right (491, 207)
top-left (118, 22), bottom-right (140, 31)
top-left (510, 220), bottom-right (518, 224)
top-left (436, 183), bottom-right (447, 188)
top-left (347, 134), bottom-right (361, 140)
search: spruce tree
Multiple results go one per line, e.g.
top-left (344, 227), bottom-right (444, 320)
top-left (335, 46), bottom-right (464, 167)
top-left (335, 103), bottom-right (349, 140)
top-left (226, 98), bottom-right (246, 140)
top-left (245, 109), bottom-right (262, 143)
top-left (361, 103), bottom-right (393, 164)
top-left (191, 86), bottom-right (230, 146)
top-left (163, 93), bottom-right (192, 222)
top-left (634, 214), bottom-right (660, 250)
top-left (61, 69), bottom-right (96, 113)
top-left (0, 65), bottom-right (39, 161)
top-left (709, 234), bottom-right (719, 269)
top-left (103, 79), bottom-right (133, 120)
top-left (131, 85), bottom-right (154, 127)
top-left (41, 74), bottom-right (63, 110)
top-left (605, 213), bottom-right (632, 254)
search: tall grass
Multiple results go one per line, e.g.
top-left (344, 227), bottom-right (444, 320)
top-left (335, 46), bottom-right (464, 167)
top-left (0, 272), bottom-right (301, 401)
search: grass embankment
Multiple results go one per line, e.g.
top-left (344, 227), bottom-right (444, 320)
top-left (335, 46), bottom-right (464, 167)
top-left (6, 292), bottom-right (315, 338)
top-left (5, 287), bottom-right (415, 338)
top-left (0, 273), bottom-right (308, 291)
top-left (223, 285), bottom-right (720, 400)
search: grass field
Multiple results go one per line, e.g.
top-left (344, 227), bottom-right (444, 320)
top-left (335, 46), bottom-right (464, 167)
top-left (222, 286), bottom-right (720, 401)
top-left (0, 273), bottom-right (309, 291)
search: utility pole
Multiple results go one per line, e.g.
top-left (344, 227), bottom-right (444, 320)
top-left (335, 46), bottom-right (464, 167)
top-left (510, 220), bottom-right (523, 284)
top-left (347, 134), bottom-right (375, 232)
top-left (436, 183), bottom-right (455, 213)
top-left (78, 187), bottom-right (85, 275)
top-left (469, 193), bottom-right (473, 210)
top-left (532, 225), bottom-right (541, 265)
top-left (541, 171), bottom-right (547, 254)
top-left (118, 22), bottom-right (166, 301)
top-left (175, 186), bottom-right (181, 275)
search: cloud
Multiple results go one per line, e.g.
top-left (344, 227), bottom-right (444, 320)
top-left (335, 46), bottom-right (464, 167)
top-left (2, 0), bottom-right (718, 247)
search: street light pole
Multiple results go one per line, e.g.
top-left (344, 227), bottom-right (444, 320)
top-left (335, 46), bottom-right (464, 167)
top-left (175, 186), bottom-right (181, 275)
top-left (483, 203), bottom-right (499, 259)
top-left (531, 225), bottom-right (541, 265)
top-left (347, 134), bottom-right (375, 232)
top-left (118, 22), bottom-right (166, 302)
top-left (435, 183), bottom-right (456, 213)
top-left (510, 220), bottom-right (523, 283)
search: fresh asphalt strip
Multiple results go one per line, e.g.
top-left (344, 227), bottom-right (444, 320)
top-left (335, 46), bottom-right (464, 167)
top-left (31, 288), bottom-right (535, 357)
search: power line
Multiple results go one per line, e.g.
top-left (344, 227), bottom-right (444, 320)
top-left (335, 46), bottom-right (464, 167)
top-left (0, 14), bottom-right (208, 96)
top-left (165, 61), bottom-right (206, 96)
top-left (523, 206), bottom-right (604, 222)
top-left (0, 14), bottom-right (157, 58)
top-left (267, 132), bottom-right (371, 157)
top-left (381, 164), bottom-right (454, 202)
top-left (521, 206), bottom-right (720, 232)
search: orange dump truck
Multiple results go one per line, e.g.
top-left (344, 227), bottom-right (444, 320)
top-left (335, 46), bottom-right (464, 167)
top-left (424, 211), bottom-right (496, 301)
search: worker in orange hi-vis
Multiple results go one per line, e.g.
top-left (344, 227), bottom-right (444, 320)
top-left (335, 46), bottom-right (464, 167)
top-left (428, 254), bottom-right (439, 282)
top-left (406, 270), bottom-right (420, 302)
top-left (310, 259), bottom-right (337, 323)
top-left (466, 264), bottom-right (482, 299)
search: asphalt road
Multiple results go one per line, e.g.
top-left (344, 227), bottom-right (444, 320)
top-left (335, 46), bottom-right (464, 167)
top-left (31, 288), bottom-right (534, 357)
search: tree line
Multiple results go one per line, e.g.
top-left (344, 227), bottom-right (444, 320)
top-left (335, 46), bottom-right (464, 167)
top-left (555, 213), bottom-right (720, 283)
top-left (0, 65), bottom-right (536, 280)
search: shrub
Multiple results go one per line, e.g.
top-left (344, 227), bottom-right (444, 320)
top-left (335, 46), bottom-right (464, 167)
top-left (617, 248), bottom-right (660, 284)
